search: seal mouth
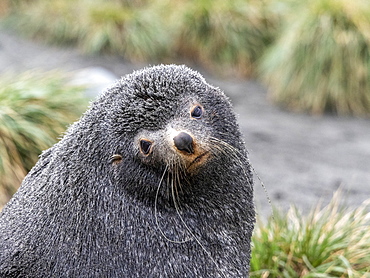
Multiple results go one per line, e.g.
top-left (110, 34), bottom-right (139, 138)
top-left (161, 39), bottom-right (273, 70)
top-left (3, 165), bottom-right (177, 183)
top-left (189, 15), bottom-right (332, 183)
top-left (187, 151), bottom-right (210, 169)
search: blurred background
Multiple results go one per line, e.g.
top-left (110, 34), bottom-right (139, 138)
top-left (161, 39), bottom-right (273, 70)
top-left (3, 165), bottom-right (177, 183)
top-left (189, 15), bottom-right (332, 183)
top-left (1, 0), bottom-right (370, 276)
top-left (0, 0), bottom-right (369, 215)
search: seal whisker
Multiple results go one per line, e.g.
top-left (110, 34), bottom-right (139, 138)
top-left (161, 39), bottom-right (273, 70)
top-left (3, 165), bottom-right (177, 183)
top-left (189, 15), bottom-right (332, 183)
top-left (172, 194), bottom-right (227, 278)
top-left (170, 165), bottom-right (182, 215)
top-left (155, 163), bottom-right (191, 244)
top-left (209, 137), bottom-right (243, 158)
top-left (175, 163), bottom-right (182, 193)
top-left (171, 165), bottom-right (179, 202)
top-left (164, 161), bottom-right (226, 277)
top-left (209, 137), bottom-right (249, 176)
top-left (210, 136), bottom-right (273, 217)
top-left (171, 171), bottom-right (179, 211)
top-left (210, 138), bottom-right (248, 164)
top-left (166, 167), bottom-right (171, 199)
top-left (154, 165), bottom-right (187, 244)
top-left (250, 164), bottom-right (274, 219)
top-left (166, 161), bottom-right (227, 278)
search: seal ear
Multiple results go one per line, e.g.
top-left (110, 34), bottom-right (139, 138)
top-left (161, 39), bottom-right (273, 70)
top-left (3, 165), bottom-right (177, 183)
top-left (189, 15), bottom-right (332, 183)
top-left (111, 154), bottom-right (123, 165)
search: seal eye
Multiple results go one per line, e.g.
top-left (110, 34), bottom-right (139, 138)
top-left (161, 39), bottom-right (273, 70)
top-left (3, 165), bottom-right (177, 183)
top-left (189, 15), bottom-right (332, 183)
top-left (191, 105), bottom-right (203, 119)
top-left (140, 139), bottom-right (152, 155)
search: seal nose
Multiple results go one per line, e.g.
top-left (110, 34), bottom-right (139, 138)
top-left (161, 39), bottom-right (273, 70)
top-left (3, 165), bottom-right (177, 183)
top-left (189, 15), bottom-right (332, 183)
top-left (173, 132), bottom-right (194, 154)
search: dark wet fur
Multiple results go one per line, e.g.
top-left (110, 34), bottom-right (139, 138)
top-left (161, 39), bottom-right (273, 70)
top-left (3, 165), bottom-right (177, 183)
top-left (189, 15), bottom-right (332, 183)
top-left (0, 65), bottom-right (255, 278)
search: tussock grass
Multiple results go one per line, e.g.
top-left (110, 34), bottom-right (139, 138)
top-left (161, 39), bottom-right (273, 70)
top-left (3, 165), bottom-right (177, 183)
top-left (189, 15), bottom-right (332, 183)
top-left (3, 0), bottom-right (170, 61)
top-left (80, 0), bottom-right (170, 60)
top-left (0, 71), bottom-right (88, 208)
top-left (2, 0), bottom-right (279, 77)
top-left (251, 191), bottom-right (370, 277)
top-left (260, 0), bottom-right (370, 116)
top-left (173, 0), bottom-right (279, 77)
top-left (4, 0), bottom-right (370, 115)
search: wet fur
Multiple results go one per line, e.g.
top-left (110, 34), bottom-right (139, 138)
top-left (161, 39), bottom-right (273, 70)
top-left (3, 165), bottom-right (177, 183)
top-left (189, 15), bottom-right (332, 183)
top-left (0, 65), bottom-right (255, 277)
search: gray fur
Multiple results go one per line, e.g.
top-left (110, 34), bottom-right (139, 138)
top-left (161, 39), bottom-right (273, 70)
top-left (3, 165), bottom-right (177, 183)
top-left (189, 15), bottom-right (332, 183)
top-left (0, 65), bottom-right (255, 277)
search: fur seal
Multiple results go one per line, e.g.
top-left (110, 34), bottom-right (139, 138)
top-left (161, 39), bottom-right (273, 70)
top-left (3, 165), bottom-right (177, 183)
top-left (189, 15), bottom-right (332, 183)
top-left (0, 65), bottom-right (255, 277)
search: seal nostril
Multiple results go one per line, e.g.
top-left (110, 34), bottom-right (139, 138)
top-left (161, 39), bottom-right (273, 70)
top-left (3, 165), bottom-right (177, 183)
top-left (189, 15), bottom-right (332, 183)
top-left (173, 132), bottom-right (194, 154)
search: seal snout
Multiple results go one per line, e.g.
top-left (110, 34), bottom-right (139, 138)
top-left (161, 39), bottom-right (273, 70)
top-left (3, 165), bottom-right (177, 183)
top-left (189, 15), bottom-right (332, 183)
top-left (173, 132), bottom-right (194, 154)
